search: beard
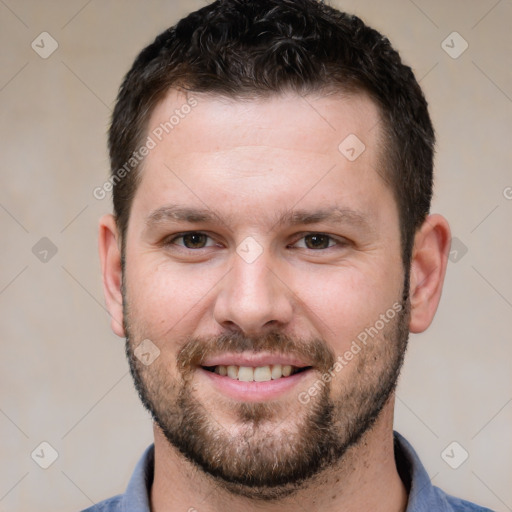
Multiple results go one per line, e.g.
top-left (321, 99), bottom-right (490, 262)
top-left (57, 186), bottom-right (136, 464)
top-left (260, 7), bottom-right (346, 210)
top-left (123, 286), bottom-right (410, 500)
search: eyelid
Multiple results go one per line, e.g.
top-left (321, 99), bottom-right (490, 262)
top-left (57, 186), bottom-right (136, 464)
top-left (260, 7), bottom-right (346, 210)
top-left (289, 232), bottom-right (350, 249)
top-left (162, 231), bottom-right (349, 250)
top-left (165, 231), bottom-right (219, 248)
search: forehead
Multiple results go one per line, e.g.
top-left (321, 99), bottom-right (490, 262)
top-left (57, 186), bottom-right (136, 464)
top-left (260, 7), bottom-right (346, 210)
top-left (131, 88), bottom-right (394, 229)
top-left (147, 88), bottom-right (382, 156)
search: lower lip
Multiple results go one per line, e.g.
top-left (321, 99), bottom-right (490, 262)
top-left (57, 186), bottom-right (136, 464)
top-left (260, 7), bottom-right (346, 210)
top-left (198, 367), bottom-right (313, 402)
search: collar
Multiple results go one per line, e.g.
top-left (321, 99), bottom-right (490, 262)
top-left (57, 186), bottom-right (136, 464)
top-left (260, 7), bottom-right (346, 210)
top-left (113, 432), bottom-right (490, 512)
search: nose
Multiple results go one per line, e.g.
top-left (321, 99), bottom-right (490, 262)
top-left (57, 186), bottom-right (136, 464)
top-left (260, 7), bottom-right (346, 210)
top-left (213, 251), bottom-right (294, 336)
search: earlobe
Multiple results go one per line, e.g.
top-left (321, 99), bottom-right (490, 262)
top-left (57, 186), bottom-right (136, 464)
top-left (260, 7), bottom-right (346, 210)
top-left (98, 214), bottom-right (126, 338)
top-left (408, 214), bottom-right (451, 334)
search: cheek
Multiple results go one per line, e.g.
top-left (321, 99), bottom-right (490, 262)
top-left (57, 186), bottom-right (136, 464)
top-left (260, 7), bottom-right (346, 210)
top-left (294, 264), bottom-right (402, 352)
top-left (124, 256), bottom-right (220, 338)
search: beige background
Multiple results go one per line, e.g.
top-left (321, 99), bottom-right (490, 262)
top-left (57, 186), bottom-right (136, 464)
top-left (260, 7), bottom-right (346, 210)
top-left (1, 1), bottom-right (511, 511)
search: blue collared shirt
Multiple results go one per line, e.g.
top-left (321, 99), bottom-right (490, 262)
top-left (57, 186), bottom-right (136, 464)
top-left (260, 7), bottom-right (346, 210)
top-left (81, 432), bottom-right (494, 511)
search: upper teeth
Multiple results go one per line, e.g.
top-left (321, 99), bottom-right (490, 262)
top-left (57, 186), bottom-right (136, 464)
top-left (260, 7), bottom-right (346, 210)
top-left (213, 364), bottom-right (294, 381)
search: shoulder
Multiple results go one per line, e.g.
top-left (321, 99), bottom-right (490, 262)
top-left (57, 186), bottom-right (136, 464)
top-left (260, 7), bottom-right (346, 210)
top-left (79, 495), bottom-right (123, 512)
top-left (77, 444), bottom-right (154, 512)
top-left (393, 432), bottom-right (495, 512)
top-left (432, 484), bottom-right (496, 512)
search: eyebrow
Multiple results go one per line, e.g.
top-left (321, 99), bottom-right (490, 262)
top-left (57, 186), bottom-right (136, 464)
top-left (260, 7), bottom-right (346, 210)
top-left (274, 207), bottom-right (372, 231)
top-left (146, 205), bottom-right (220, 226)
top-left (145, 204), bottom-right (372, 232)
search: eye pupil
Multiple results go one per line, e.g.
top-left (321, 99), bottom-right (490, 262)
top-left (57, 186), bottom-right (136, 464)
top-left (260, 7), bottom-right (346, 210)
top-left (183, 233), bottom-right (207, 248)
top-left (305, 234), bottom-right (330, 249)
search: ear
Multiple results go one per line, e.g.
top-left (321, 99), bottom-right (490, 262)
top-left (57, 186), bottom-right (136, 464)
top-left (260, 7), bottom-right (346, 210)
top-left (98, 214), bottom-right (125, 338)
top-left (409, 214), bottom-right (451, 333)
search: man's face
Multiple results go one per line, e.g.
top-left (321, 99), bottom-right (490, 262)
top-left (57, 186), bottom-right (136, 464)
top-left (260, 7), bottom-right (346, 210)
top-left (121, 91), bottom-right (409, 496)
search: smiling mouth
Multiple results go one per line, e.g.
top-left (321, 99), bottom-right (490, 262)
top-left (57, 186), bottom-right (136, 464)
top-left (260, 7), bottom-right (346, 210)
top-left (202, 364), bottom-right (312, 382)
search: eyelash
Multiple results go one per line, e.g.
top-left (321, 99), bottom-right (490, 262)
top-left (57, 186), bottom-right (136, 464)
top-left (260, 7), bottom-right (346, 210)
top-left (164, 231), bottom-right (348, 251)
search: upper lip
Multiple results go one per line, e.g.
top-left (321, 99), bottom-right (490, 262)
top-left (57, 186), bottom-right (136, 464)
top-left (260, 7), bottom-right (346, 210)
top-left (201, 352), bottom-right (311, 368)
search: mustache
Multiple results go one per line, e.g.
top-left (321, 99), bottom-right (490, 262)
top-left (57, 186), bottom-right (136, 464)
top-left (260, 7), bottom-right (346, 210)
top-left (176, 331), bottom-right (336, 374)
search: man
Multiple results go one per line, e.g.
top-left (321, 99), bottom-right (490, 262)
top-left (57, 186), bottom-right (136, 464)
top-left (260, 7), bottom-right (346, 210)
top-left (89, 0), bottom-right (493, 510)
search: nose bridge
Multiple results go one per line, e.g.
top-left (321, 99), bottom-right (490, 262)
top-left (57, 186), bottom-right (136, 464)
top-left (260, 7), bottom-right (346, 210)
top-left (213, 248), bottom-right (293, 334)
top-left (233, 253), bottom-right (274, 303)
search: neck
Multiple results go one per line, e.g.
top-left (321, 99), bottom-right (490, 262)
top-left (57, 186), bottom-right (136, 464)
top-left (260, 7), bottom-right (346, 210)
top-left (150, 399), bottom-right (407, 512)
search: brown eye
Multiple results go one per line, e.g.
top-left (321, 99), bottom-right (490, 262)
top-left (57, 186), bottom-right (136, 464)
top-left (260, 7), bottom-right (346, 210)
top-left (181, 233), bottom-right (209, 248)
top-left (303, 234), bottom-right (333, 249)
top-left (164, 231), bottom-right (220, 254)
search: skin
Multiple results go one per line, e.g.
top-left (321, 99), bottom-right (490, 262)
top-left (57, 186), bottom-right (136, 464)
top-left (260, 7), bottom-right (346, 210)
top-left (99, 90), bottom-right (451, 511)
